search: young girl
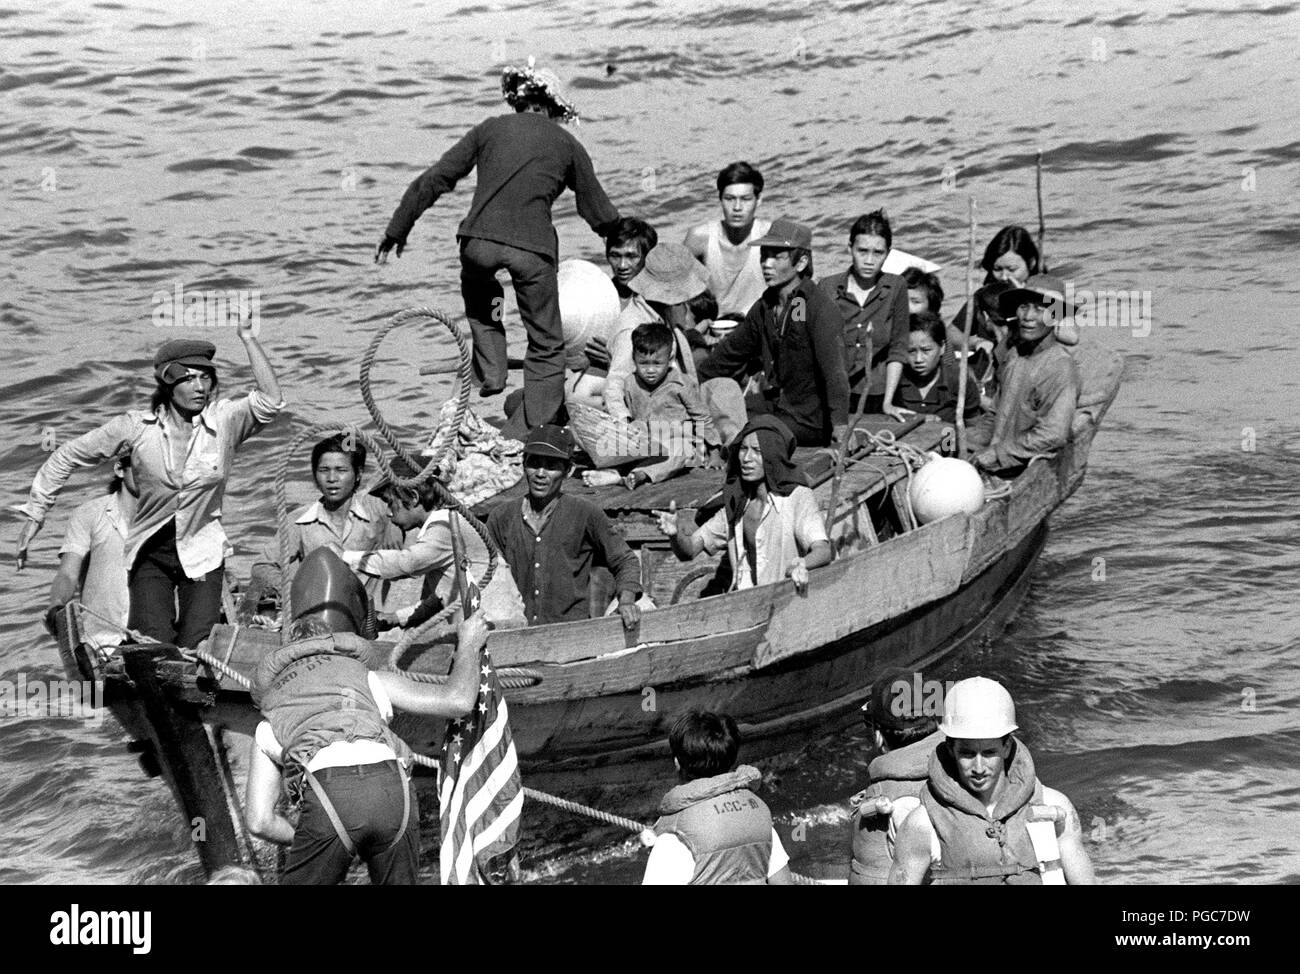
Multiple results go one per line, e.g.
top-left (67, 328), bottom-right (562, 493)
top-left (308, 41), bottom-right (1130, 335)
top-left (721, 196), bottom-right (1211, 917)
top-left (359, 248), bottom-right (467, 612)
top-left (891, 312), bottom-right (981, 425)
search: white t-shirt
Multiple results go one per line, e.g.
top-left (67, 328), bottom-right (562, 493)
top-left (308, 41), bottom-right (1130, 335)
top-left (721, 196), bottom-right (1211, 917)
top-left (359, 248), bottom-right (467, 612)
top-left (255, 671), bottom-right (396, 772)
top-left (641, 829), bottom-right (789, 885)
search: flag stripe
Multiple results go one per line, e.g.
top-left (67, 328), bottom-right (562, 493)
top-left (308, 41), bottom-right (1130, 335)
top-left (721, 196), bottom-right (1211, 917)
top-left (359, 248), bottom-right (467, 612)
top-left (437, 643), bottom-right (521, 885)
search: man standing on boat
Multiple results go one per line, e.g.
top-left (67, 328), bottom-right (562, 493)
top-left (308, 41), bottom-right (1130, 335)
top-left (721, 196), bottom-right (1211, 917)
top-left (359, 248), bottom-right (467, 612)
top-left (376, 59), bottom-right (621, 440)
top-left (889, 677), bottom-right (1096, 885)
top-left (683, 161), bottom-right (771, 321)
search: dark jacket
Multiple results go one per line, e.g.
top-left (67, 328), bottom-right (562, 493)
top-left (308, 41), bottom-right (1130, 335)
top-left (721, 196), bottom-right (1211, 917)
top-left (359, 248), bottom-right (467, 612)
top-left (697, 277), bottom-right (849, 442)
top-left (385, 112), bottom-right (620, 261)
top-left (818, 269), bottom-right (910, 397)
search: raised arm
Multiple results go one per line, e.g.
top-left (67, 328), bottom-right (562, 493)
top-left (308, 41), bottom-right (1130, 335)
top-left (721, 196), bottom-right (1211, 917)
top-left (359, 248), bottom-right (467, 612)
top-left (238, 316), bottom-right (282, 404)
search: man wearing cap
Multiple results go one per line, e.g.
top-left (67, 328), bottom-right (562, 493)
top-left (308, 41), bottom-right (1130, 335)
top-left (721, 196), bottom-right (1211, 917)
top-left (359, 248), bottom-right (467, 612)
top-left (889, 676), bottom-right (1096, 885)
top-left (965, 274), bottom-right (1081, 475)
top-left (376, 61), bottom-right (621, 439)
top-left (684, 161), bottom-right (771, 320)
top-left (485, 425), bottom-right (642, 630)
top-left (846, 668), bottom-right (945, 885)
top-left (603, 242), bottom-right (711, 421)
top-left (16, 317), bottom-right (284, 649)
top-left (696, 219), bottom-right (849, 447)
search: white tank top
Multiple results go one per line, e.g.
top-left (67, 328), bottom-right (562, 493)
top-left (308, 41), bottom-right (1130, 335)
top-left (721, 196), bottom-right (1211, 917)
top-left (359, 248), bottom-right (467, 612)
top-left (704, 218), bottom-right (770, 317)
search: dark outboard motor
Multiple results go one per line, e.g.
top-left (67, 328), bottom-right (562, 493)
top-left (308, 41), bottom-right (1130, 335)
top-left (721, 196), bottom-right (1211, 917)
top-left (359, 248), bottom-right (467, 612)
top-left (289, 547), bottom-right (373, 637)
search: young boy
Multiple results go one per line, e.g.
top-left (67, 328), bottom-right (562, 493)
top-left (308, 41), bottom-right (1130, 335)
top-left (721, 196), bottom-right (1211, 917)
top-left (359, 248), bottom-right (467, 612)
top-left (250, 434), bottom-right (401, 606)
top-left (643, 710), bottom-right (793, 885)
top-left (345, 458), bottom-right (525, 629)
top-left (621, 321), bottom-right (723, 490)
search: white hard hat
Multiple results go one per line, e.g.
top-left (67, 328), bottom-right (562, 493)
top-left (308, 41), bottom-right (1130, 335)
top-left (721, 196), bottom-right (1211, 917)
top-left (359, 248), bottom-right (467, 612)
top-left (938, 677), bottom-right (1018, 739)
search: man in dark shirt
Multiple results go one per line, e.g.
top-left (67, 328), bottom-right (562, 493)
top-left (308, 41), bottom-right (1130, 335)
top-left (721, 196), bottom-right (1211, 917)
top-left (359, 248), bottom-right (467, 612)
top-left (696, 219), bottom-right (849, 447)
top-left (486, 425), bottom-right (642, 628)
top-left (376, 63), bottom-right (621, 438)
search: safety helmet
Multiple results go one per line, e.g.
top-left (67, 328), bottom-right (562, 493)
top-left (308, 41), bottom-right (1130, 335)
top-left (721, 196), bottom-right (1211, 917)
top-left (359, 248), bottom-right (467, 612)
top-left (938, 676), bottom-right (1018, 739)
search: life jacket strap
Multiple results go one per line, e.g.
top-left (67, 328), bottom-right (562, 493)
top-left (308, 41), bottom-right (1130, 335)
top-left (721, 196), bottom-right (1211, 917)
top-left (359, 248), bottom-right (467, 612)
top-left (302, 765), bottom-right (411, 859)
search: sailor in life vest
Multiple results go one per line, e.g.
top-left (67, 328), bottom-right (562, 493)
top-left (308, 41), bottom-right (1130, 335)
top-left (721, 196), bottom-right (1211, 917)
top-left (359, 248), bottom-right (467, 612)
top-left (847, 668), bottom-right (945, 885)
top-left (889, 676), bottom-right (1097, 885)
top-left (643, 711), bottom-right (793, 885)
top-left (244, 551), bottom-right (487, 884)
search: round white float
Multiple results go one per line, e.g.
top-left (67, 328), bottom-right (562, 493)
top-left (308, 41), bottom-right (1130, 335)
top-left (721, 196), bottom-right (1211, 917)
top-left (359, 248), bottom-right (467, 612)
top-left (908, 456), bottom-right (985, 524)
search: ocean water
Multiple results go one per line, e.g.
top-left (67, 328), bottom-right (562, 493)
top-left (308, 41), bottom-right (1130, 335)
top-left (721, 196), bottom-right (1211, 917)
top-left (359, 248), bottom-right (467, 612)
top-left (2, 0), bottom-right (1297, 884)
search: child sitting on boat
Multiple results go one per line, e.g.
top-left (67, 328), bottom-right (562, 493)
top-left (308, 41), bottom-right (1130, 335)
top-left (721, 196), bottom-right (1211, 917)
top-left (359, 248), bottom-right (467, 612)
top-left (249, 433), bottom-right (402, 610)
top-left (345, 457), bottom-right (525, 629)
top-left (604, 321), bottom-right (723, 491)
top-left (889, 312), bottom-right (982, 425)
top-left (643, 710), bottom-right (792, 885)
top-left (656, 415), bottom-right (830, 594)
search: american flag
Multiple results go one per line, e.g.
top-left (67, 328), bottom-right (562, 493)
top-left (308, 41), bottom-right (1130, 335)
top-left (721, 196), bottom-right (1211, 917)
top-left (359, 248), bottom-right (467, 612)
top-left (438, 516), bottom-right (523, 885)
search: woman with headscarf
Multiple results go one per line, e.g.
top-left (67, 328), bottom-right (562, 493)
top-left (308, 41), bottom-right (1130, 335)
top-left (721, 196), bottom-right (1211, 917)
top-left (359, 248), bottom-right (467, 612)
top-left (656, 415), bottom-right (831, 593)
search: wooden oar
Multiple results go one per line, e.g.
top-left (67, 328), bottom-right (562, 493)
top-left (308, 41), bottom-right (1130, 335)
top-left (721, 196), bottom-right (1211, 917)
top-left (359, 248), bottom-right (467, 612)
top-left (956, 196), bottom-right (977, 458)
top-left (1036, 149), bottom-right (1048, 273)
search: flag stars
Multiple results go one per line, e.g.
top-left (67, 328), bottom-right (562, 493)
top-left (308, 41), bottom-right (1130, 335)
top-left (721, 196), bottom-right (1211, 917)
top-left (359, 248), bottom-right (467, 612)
top-left (479, 700), bottom-right (488, 714)
top-left (480, 682), bottom-right (490, 695)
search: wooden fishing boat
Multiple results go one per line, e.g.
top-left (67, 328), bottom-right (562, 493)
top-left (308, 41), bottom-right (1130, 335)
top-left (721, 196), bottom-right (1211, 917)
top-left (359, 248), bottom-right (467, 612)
top-left (53, 346), bottom-right (1122, 876)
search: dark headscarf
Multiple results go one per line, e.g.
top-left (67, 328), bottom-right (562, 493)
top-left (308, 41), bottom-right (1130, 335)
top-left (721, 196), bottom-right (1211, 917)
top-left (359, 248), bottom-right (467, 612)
top-left (723, 415), bottom-right (809, 523)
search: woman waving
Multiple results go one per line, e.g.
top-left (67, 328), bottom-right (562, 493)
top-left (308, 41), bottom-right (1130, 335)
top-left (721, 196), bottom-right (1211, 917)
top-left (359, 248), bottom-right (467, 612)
top-left (16, 316), bottom-right (284, 648)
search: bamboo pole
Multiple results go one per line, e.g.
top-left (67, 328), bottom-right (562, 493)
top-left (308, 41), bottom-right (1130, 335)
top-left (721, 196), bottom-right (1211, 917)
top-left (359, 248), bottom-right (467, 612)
top-left (1036, 149), bottom-right (1047, 273)
top-left (956, 197), bottom-right (977, 458)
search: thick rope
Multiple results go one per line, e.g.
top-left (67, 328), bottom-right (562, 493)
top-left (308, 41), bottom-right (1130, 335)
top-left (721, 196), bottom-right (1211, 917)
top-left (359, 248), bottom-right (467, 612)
top-left (354, 306), bottom-right (507, 666)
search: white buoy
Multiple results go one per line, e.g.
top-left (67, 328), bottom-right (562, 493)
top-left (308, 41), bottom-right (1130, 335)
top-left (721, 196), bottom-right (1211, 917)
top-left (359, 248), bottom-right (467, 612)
top-left (908, 457), bottom-right (985, 524)
top-left (558, 259), bottom-right (620, 371)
